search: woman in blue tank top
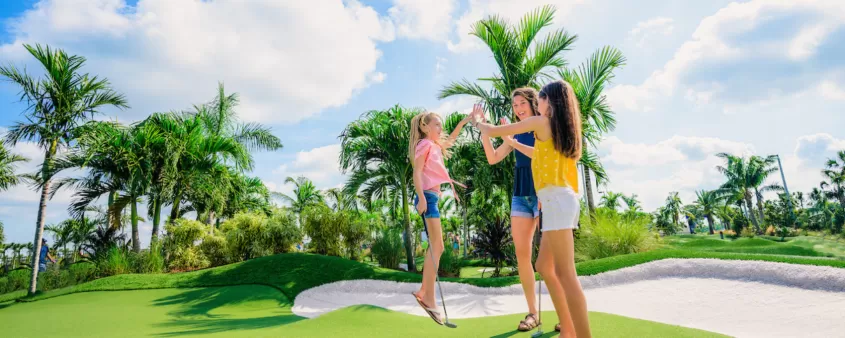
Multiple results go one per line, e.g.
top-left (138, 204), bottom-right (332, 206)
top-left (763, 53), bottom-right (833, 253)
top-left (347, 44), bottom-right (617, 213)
top-left (476, 87), bottom-right (570, 333)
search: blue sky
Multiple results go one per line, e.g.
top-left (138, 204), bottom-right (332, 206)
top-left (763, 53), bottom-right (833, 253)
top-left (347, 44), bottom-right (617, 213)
top-left (1, 0), bottom-right (844, 247)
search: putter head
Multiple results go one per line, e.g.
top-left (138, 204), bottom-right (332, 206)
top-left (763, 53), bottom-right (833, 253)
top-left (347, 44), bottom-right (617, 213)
top-left (531, 329), bottom-right (544, 338)
top-left (444, 321), bottom-right (458, 328)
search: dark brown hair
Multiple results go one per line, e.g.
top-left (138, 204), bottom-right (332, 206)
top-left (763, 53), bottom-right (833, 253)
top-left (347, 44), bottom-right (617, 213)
top-left (539, 80), bottom-right (582, 159)
top-left (510, 87), bottom-right (540, 120)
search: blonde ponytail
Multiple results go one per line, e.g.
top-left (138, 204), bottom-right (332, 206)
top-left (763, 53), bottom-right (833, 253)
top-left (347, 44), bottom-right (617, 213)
top-left (408, 111), bottom-right (451, 166)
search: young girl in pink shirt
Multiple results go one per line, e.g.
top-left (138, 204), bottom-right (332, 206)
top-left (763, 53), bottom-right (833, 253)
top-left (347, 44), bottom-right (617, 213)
top-left (409, 110), bottom-right (471, 325)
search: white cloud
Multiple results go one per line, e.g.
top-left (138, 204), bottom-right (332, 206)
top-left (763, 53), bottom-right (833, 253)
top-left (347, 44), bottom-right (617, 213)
top-left (628, 17), bottom-right (675, 48)
top-left (435, 56), bottom-right (447, 77)
top-left (819, 81), bottom-right (845, 101)
top-left (793, 133), bottom-right (845, 165)
top-left (598, 136), bottom-right (756, 210)
top-left (607, 0), bottom-right (845, 113)
top-left (0, 0), bottom-right (396, 124)
top-left (389, 0), bottom-right (456, 41)
top-left (601, 135), bottom-right (754, 167)
top-left (447, 0), bottom-right (585, 53)
top-left (787, 21), bottom-right (837, 61)
top-left (268, 144), bottom-right (346, 203)
top-left (433, 96), bottom-right (476, 116)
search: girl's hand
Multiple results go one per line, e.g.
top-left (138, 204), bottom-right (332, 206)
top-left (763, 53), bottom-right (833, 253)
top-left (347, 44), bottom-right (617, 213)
top-left (499, 118), bottom-right (515, 143)
top-left (416, 197), bottom-right (427, 215)
top-left (471, 103), bottom-right (486, 125)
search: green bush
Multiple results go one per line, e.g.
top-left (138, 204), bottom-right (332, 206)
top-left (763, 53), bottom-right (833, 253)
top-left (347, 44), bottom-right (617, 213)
top-left (371, 228), bottom-right (403, 270)
top-left (576, 209), bottom-right (656, 261)
top-left (133, 241), bottom-right (165, 274)
top-left (0, 268), bottom-right (29, 293)
top-left (343, 212), bottom-right (372, 261)
top-left (732, 216), bottom-right (748, 236)
top-left (99, 247), bottom-right (131, 277)
top-left (302, 205), bottom-right (346, 257)
top-left (199, 233), bottom-right (230, 267)
top-left (164, 219), bottom-right (210, 271)
top-left (67, 261), bottom-right (97, 284)
top-left (265, 210), bottom-right (302, 255)
top-left (37, 266), bottom-right (71, 291)
top-left (222, 213), bottom-right (270, 261)
top-left (437, 239), bottom-right (461, 278)
top-left (741, 226), bottom-right (756, 238)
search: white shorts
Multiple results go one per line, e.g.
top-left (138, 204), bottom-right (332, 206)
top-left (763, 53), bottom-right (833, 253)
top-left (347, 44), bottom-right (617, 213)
top-left (537, 186), bottom-right (580, 232)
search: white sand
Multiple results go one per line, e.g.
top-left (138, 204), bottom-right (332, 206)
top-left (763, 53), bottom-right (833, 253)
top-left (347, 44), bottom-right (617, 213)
top-left (293, 258), bottom-right (845, 338)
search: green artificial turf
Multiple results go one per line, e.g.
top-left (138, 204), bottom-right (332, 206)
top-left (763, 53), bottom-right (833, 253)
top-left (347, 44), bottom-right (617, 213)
top-left (662, 236), bottom-right (839, 258)
top-left (3, 249), bottom-right (845, 304)
top-left (0, 286), bottom-right (728, 338)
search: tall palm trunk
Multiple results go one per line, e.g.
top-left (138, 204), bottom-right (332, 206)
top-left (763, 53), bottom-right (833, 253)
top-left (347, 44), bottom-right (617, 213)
top-left (706, 214), bottom-right (715, 235)
top-left (582, 160), bottom-right (597, 216)
top-left (462, 205), bottom-right (468, 258)
top-left (131, 194), bottom-right (140, 253)
top-left (745, 191), bottom-right (760, 231)
top-left (150, 196), bottom-right (162, 243)
top-left (755, 188), bottom-right (765, 223)
top-left (169, 185), bottom-right (182, 223)
top-left (401, 181), bottom-right (415, 272)
top-left (29, 144), bottom-right (55, 295)
top-left (107, 191), bottom-right (116, 229)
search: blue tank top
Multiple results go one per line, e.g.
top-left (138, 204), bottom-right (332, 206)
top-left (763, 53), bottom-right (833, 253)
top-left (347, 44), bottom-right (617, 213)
top-left (513, 132), bottom-right (536, 197)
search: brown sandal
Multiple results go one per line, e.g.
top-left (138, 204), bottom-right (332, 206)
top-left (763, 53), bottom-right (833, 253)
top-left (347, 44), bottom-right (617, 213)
top-left (412, 292), bottom-right (443, 325)
top-left (517, 313), bottom-right (540, 331)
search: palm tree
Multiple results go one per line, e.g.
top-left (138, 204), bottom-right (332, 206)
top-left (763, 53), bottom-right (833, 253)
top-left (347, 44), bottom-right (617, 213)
top-left (45, 220), bottom-right (75, 262)
top-left (339, 105), bottom-right (420, 271)
top-left (0, 43), bottom-right (129, 294)
top-left (622, 194), bottom-right (642, 213)
top-left (693, 190), bottom-right (722, 235)
top-left (599, 191), bottom-right (624, 211)
top-left (196, 82), bottom-right (283, 169)
top-left (273, 176), bottom-right (325, 225)
top-left (821, 150), bottom-right (845, 209)
top-left (665, 192), bottom-right (683, 226)
top-left (324, 188), bottom-right (355, 212)
top-left (439, 4), bottom-right (576, 122)
top-left (748, 155), bottom-right (781, 222)
top-left (716, 153), bottom-right (761, 232)
top-left (0, 142), bottom-right (28, 191)
top-left (560, 46), bottom-right (626, 216)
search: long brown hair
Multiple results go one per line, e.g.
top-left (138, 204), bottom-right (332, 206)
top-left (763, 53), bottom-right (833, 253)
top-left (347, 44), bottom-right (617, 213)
top-left (511, 87), bottom-right (540, 120)
top-left (539, 80), bottom-right (581, 159)
top-left (408, 111), bottom-right (451, 164)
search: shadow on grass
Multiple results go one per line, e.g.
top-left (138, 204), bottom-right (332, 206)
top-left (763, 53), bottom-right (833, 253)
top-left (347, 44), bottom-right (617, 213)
top-left (151, 285), bottom-right (304, 336)
top-left (154, 313), bottom-right (303, 337)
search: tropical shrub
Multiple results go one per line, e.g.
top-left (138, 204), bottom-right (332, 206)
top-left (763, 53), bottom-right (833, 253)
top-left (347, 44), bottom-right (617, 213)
top-left (576, 209), bottom-right (656, 261)
top-left (371, 228), bottom-right (403, 270)
top-left (302, 205), bottom-right (346, 256)
top-left (163, 219), bottom-right (210, 271)
top-left (265, 210), bottom-right (302, 254)
top-left (221, 213), bottom-right (269, 261)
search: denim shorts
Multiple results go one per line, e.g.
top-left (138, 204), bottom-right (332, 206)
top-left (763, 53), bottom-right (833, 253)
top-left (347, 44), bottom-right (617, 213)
top-left (414, 190), bottom-right (441, 219)
top-left (512, 195), bottom-right (540, 218)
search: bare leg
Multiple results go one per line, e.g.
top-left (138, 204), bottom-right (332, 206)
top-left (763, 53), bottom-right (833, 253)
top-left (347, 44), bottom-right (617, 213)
top-left (417, 217), bottom-right (444, 307)
top-left (546, 229), bottom-right (591, 338)
top-left (535, 233), bottom-right (577, 337)
top-left (512, 215), bottom-right (538, 315)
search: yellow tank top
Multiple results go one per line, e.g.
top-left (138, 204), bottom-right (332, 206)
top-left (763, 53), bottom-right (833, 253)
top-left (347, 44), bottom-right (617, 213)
top-left (531, 133), bottom-right (579, 193)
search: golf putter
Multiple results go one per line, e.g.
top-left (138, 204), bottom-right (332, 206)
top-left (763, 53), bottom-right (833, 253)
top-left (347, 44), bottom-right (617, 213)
top-left (423, 217), bottom-right (458, 328)
top-left (532, 279), bottom-right (544, 338)
top-left (532, 209), bottom-right (544, 338)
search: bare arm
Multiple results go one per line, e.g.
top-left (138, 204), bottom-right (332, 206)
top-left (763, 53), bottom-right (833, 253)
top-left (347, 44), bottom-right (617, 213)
top-left (480, 132), bottom-right (513, 165)
top-left (476, 116), bottom-right (546, 138)
top-left (445, 116), bottom-right (472, 149)
top-left (503, 136), bottom-right (534, 158)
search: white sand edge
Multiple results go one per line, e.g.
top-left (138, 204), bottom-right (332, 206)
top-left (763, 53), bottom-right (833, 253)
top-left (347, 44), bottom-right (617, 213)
top-left (293, 258), bottom-right (845, 338)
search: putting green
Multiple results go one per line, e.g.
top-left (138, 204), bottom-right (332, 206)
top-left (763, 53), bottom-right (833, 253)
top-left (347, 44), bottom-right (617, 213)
top-left (0, 285), bottom-right (727, 337)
